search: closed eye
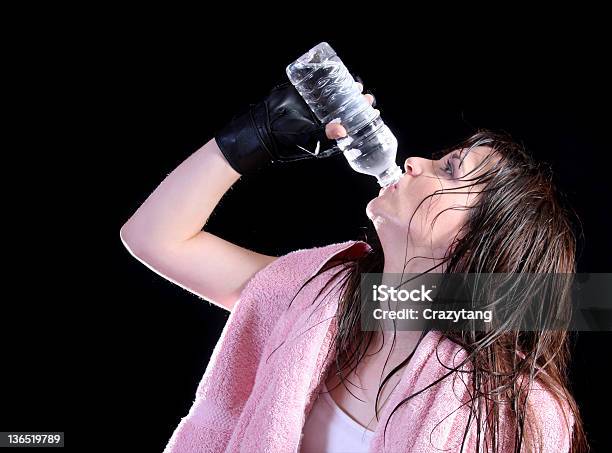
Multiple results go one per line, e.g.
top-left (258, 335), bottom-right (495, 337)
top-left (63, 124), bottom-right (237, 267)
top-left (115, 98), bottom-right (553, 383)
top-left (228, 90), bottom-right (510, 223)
top-left (444, 159), bottom-right (454, 175)
top-left (442, 152), bottom-right (461, 177)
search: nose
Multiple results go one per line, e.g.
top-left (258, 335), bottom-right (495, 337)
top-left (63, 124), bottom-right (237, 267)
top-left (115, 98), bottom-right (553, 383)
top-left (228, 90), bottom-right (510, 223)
top-left (403, 157), bottom-right (420, 176)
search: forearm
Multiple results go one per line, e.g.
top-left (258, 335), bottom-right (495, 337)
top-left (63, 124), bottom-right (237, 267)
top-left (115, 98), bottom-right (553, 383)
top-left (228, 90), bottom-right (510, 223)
top-left (120, 137), bottom-right (240, 253)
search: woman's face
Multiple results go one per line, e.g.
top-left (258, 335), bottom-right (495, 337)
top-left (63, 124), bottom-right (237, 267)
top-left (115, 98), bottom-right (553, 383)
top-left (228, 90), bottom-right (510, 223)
top-left (366, 146), bottom-right (496, 253)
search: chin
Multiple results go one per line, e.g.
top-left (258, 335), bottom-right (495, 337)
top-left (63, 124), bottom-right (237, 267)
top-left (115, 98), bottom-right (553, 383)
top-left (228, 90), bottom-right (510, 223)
top-left (366, 198), bottom-right (382, 220)
top-left (366, 198), bottom-right (396, 223)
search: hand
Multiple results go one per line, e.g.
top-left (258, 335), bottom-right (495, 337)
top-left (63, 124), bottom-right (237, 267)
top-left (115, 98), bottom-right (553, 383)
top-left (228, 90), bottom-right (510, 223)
top-left (215, 79), bottom-right (376, 176)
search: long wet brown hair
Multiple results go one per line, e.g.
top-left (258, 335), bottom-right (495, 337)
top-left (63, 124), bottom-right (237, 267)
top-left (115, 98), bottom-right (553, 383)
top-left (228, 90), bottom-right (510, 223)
top-left (273, 129), bottom-right (588, 452)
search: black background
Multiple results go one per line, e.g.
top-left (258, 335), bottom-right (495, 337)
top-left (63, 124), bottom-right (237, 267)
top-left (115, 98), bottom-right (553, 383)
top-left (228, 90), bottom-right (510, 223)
top-left (3, 21), bottom-right (611, 453)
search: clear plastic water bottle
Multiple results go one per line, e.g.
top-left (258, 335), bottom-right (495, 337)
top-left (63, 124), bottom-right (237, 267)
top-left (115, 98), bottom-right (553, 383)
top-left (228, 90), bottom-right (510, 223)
top-left (286, 42), bottom-right (403, 187)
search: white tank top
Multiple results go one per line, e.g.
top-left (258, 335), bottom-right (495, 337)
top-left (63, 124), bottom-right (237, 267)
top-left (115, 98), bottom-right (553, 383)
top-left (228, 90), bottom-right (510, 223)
top-left (300, 382), bottom-right (375, 453)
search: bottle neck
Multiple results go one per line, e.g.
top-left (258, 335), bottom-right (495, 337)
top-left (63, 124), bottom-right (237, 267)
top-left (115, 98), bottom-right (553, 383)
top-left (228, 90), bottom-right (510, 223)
top-left (378, 165), bottom-right (403, 187)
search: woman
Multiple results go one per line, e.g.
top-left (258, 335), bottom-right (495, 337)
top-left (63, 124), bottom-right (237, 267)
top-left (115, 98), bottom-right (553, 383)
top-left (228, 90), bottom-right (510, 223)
top-left (120, 80), bottom-right (587, 452)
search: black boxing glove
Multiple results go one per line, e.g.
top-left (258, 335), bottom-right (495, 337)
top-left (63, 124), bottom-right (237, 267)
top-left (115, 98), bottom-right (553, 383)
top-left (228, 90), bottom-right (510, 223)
top-left (214, 81), bottom-right (342, 176)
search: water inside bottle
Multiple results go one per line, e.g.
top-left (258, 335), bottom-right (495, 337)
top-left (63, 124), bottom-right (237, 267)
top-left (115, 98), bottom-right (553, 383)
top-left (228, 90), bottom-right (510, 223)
top-left (287, 45), bottom-right (403, 187)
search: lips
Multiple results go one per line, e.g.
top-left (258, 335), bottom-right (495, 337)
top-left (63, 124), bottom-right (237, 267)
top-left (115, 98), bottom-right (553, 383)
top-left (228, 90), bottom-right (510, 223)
top-left (379, 182), bottom-right (398, 196)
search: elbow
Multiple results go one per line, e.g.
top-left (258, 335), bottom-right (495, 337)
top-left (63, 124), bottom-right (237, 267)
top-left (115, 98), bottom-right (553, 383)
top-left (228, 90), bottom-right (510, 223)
top-left (120, 222), bottom-right (173, 261)
top-left (120, 222), bottom-right (148, 259)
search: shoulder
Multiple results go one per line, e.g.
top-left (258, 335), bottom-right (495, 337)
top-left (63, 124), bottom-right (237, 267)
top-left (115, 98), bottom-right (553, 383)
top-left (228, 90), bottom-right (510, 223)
top-left (240, 240), bottom-right (371, 301)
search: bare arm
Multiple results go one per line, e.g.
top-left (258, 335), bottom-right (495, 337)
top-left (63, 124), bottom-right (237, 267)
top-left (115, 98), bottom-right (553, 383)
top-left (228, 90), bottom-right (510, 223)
top-left (119, 86), bottom-right (365, 312)
top-left (119, 137), bottom-right (278, 311)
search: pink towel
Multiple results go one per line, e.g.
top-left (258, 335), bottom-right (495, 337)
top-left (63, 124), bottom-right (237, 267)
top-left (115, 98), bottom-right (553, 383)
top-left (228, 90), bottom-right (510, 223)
top-left (163, 240), bottom-right (574, 452)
